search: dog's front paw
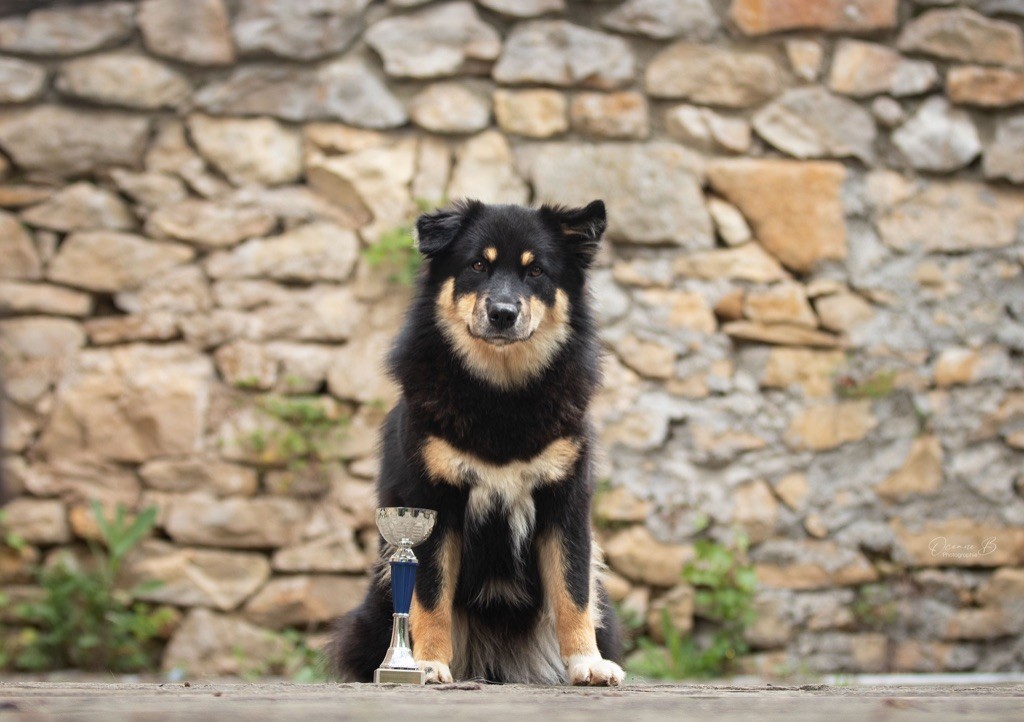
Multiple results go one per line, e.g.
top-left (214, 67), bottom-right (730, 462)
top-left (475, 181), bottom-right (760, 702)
top-left (566, 655), bottom-right (625, 686)
top-left (417, 660), bottom-right (453, 684)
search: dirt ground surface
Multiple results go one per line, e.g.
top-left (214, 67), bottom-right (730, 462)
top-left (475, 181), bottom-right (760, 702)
top-left (1, 680), bottom-right (1022, 721)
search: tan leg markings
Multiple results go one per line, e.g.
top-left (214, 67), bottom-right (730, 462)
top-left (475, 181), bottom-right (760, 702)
top-left (411, 532), bottom-right (460, 681)
top-left (538, 532), bottom-right (599, 660)
top-left (539, 532), bottom-right (625, 686)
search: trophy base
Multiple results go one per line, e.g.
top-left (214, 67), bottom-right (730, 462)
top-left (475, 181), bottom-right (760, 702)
top-left (374, 667), bottom-right (426, 685)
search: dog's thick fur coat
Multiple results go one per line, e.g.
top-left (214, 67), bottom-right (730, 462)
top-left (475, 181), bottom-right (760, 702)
top-left (328, 199), bottom-right (623, 685)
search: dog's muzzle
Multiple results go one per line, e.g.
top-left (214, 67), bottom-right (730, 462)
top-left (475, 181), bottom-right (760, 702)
top-left (486, 298), bottom-right (520, 331)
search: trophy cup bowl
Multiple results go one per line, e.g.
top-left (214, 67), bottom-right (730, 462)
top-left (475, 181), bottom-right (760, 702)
top-left (377, 507), bottom-right (436, 550)
top-left (374, 507), bottom-right (437, 684)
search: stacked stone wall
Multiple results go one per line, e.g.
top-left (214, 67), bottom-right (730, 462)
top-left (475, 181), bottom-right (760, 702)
top-left (1, 0), bottom-right (1023, 675)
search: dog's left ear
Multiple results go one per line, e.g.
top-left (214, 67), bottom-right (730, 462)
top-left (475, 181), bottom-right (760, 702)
top-left (415, 199), bottom-right (480, 258)
top-left (542, 200), bottom-right (607, 269)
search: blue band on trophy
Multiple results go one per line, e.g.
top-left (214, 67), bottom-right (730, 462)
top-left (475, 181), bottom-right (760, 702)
top-left (390, 560), bottom-right (417, 615)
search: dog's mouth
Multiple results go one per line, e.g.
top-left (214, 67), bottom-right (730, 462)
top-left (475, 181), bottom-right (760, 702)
top-left (467, 326), bottom-right (535, 347)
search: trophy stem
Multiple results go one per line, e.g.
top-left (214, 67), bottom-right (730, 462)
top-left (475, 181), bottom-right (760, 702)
top-left (374, 554), bottom-right (424, 683)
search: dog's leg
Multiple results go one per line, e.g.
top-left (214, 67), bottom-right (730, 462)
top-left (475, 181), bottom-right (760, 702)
top-left (410, 530), bottom-right (460, 683)
top-left (539, 529), bottom-right (625, 686)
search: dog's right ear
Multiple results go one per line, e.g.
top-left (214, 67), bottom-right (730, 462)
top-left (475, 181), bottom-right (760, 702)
top-left (415, 200), bottom-right (480, 258)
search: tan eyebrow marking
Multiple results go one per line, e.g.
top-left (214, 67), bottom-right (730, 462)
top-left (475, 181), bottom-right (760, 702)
top-left (484, 247), bottom-right (497, 262)
top-left (521, 251), bottom-right (535, 266)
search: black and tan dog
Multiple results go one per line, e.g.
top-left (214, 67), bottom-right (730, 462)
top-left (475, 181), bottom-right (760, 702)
top-left (328, 199), bottom-right (624, 685)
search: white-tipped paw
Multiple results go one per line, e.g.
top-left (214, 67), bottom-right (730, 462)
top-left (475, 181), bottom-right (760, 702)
top-left (567, 655), bottom-right (625, 686)
top-left (417, 660), bottom-right (453, 684)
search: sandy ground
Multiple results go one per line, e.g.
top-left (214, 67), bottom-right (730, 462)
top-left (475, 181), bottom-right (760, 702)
top-left (1, 680), bottom-right (1022, 721)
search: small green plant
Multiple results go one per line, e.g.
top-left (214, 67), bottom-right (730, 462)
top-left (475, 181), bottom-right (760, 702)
top-left (1, 509), bottom-right (26, 552)
top-left (835, 370), bottom-right (897, 400)
top-left (278, 629), bottom-right (329, 682)
top-left (233, 375), bottom-right (265, 390)
top-left (12, 502), bottom-right (173, 672)
top-left (363, 198), bottom-right (443, 285)
top-left (0, 510), bottom-right (25, 670)
top-left (628, 536), bottom-right (756, 679)
top-left (232, 630), bottom-right (328, 682)
top-left (364, 224), bottom-right (422, 285)
top-left (241, 395), bottom-right (350, 469)
top-left (614, 600), bottom-right (647, 657)
top-left (852, 583), bottom-right (898, 629)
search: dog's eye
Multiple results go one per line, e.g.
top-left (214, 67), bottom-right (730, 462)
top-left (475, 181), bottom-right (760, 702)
top-left (471, 260), bottom-right (486, 272)
top-left (528, 265), bottom-right (543, 277)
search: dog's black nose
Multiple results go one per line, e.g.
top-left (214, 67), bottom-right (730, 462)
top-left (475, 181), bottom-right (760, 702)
top-left (488, 302), bottom-right (519, 330)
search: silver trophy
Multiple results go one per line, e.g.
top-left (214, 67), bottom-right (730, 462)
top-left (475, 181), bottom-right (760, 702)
top-left (374, 507), bottom-right (437, 684)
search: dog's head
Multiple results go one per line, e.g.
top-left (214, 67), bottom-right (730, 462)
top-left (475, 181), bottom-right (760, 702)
top-left (415, 199), bottom-right (606, 388)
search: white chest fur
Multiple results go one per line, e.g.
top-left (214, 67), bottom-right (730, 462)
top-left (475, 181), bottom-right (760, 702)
top-left (421, 436), bottom-right (580, 549)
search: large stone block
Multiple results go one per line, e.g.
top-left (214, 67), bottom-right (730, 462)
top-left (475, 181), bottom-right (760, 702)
top-left (19, 182), bottom-right (134, 233)
top-left (754, 540), bottom-right (878, 590)
top-left (493, 89), bottom-right (568, 139)
top-left (874, 436), bottom-right (943, 501)
top-left (164, 494), bottom-right (309, 548)
top-left (604, 525), bottom-right (693, 587)
top-left (521, 142), bottom-right (711, 247)
top-left (233, 0), bottom-right (370, 60)
top-left (0, 282), bottom-right (93, 317)
top-left (785, 401), bottom-right (877, 450)
top-left (39, 344), bottom-right (212, 463)
top-left (828, 40), bottom-right (938, 98)
top-left (123, 540), bottom-right (270, 611)
top-left (139, 457), bottom-right (258, 497)
top-left (0, 106), bottom-right (149, 178)
top-left (730, 0), bottom-right (897, 35)
top-left (984, 113), bottom-right (1024, 184)
top-left (271, 531), bottom-right (368, 573)
top-left (447, 130), bottom-right (529, 204)
top-left (409, 82), bottom-right (491, 134)
top-left (0, 57), bottom-right (47, 103)
top-left (187, 114), bottom-right (302, 187)
top-left (752, 87), bottom-right (876, 163)
top-left (761, 348), bottom-right (845, 398)
top-left (494, 20), bottom-right (634, 89)
top-left (0, 498), bottom-right (69, 545)
top-left (145, 199), bottom-right (276, 248)
top-left (707, 159), bottom-right (846, 273)
top-left (645, 43), bottom-right (783, 106)
top-left (948, 66), bottom-right (1024, 107)
top-left (56, 53), bottom-right (192, 110)
top-left (876, 179), bottom-right (1024, 253)
top-left (0, 211), bottom-right (41, 280)
top-left (892, 97), bottom-right (981, 173)
top-left (306, 138), bottom-right (418, 240)
top-left (603, 0), bottom-right (719, 40)
top-left (138, 0), bottom-right (236, 66)
top-left (0, 316), bottom-right (85, 414)
top-left (0, 2), bottom-right (134, 55)
top-left (205, 222), bottom-right (359, 283)
top-left (194, 60), bottom-right (407, 128)
top-left (367, 2), bottom-right (500, 78)
top-left (674, 244), bottom-right (787, 282)
top-left (898, 8), bottom-right (1024, 67)
top-left (243, 574), bottom-right (368, 628)
top-left (48, 232), bottom-right (193, 293)
top-left (162, 608), bottom-right (292, 675)
top-left (570, 91), bottom-right (649, 140)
